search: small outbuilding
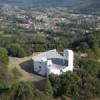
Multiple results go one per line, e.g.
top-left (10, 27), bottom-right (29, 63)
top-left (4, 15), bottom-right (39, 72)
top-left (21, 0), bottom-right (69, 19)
top-left (32, 49), bottom-right (74, 76)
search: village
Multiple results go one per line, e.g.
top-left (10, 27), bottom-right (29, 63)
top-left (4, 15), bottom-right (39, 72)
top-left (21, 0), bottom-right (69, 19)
top-left (0, 4), bottom-right (100, 33)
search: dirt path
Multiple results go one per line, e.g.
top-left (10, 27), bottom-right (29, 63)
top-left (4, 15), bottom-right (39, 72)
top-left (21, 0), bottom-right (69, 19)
top-left (8, 53), bottom-right (44, 82)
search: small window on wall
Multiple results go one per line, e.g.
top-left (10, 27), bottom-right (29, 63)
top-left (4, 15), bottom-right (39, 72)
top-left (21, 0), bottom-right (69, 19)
top-left (37, 66), bottom-right (42, 72)
top-left (39, 66), bottom-right (42, 69)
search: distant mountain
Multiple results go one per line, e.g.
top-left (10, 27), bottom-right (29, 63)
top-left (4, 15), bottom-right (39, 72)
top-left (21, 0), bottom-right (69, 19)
top-left (78, 0), bottom-right (100, 14)
top-left (0, 0), bottom-right (90, 7)
top-left (88, 0), bottom-right (100, 9)
top-left (0, 0), bottom-right (100, 10)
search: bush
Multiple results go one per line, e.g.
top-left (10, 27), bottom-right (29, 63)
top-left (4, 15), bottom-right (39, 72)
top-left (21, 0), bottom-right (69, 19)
top-left (11, 67), bottom-right (22, 80)
top-left (0, 47), bottom-right (8, 65)
top-left (0, 62), bottom-right (8, 88)
top-left (0, 48), bottom-right (9, 88)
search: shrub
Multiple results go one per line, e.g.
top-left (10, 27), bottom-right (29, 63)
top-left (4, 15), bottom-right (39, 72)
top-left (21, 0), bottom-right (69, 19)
top-left (11, 67), bottom-right (22, 80)
top-left (0, 47), bottom-right (8, 65)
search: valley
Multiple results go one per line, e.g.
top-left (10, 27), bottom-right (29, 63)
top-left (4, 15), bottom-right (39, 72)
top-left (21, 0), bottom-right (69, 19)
top-left (0, 2), bottom-right (100, 100)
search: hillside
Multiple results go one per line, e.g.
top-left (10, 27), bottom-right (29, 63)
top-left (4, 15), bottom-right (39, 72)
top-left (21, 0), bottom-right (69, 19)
top-left (90, 0), bottom-right (100, 9)
top-left (0, 0), bottom-right (100, 12)
top-left (0, 0), bottom-right (92, 7)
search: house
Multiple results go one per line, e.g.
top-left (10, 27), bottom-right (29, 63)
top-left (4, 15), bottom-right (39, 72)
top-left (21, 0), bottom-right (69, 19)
top-left (32, 49), bottom-right (74, 76)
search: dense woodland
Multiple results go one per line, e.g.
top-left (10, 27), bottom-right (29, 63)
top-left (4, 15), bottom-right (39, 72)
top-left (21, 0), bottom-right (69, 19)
top-left (0, 46), bottom-right (100, 100)
top-left (0, 7), bottom-right (100, 100)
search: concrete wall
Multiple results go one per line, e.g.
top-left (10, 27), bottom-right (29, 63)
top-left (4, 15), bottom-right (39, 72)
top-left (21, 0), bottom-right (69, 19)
top-left (33, 49), bottom-right (74, 76)
top-left (33, 59), bottom-right (61, 76)
top-left (34, 60), bottom-right (47, 76)
top-left (63, 49), bottom-right (74, 72)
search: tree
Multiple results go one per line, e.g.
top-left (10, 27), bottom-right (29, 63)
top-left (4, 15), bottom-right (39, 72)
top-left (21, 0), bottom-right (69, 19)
top-left (7, 44), bottom-right (25, 57)
top-left (0, 62), bottom-right (8, 88)
top-left (44, 79), bottom-right (53, 97)
top-left (11, 82), bottom-right (34, 100)
top-left (34, 90), bottom-right (52, 100)
top-left (0, 48), bottom-right (9, 88)
top-left (79, 42), bottom-right (89, 52)
top-left (49, 75), bottom-right (61, 96)
top-left (0, 47), bottom-right (8, 65)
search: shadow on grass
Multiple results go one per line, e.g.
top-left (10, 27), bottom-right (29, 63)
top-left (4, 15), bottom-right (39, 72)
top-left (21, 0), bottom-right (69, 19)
top-left (20, 59), bottom-right (34, 74)
top-left (20, 59), bottom-right (46, 77)
top-left (34, 79), bottom-right (46, 91)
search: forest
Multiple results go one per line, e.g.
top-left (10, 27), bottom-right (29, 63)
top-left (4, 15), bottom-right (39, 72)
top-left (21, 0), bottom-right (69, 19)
top-left (0, 24), bottom-right (100, 100)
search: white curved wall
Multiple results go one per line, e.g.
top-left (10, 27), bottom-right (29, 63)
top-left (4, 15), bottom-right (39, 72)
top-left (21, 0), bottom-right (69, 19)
top-left (63, 49), bottom-right (74, 71)
top-left (33, 49), bottom-right (74, 76)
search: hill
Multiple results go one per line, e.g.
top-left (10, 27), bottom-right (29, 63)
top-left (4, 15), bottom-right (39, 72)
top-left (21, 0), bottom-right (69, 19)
top-left (0, 0), bottom-right (92, 7)
top-left (0, 0), bottom-right (100, 12)
top-left (79, 0), bottom-right (100, 13)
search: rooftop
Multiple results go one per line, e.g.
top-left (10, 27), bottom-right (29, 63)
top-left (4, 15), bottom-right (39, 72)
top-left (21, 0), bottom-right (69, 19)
top-left (32, 49), bottom-right (63, 61)
top-left (32, 49), bottom-right (66, 70)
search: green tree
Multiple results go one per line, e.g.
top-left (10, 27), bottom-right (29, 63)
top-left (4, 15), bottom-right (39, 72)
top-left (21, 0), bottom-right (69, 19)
top-left (44, 79), bottom-right (53, 97)
top-left (0, 62), bottom-right (8, 88)
top-left (0, 47), bottom-right (8, 65)
top-left (34, 90), bottom-right (52, 100)
top-left (49, 75), bottom-right (61, 96)
top-left (0, 48), bottom-right (9, 88)
top-left (7, 44), bottom-right (25, 57)
top-left (79, 42), bottom-right (89, 52)
top-left (11, 82), bottom-right (34, 100)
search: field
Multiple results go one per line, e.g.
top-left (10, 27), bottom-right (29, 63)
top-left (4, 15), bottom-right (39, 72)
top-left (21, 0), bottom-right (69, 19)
top-left (8, 53), bottom-right (44, 82)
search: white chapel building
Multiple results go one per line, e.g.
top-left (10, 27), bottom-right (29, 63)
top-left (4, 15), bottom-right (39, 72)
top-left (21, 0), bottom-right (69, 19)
top-left (32, 49), bottom-right (74, 76)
